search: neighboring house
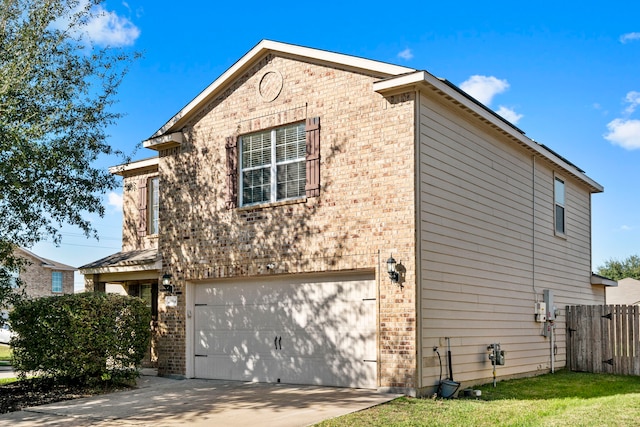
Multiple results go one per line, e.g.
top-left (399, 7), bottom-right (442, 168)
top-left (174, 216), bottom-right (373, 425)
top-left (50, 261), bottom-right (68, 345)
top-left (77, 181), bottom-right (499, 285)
top-left (606, 277), bottom-right (640, 305)
top-left (80, 40), bottom-right (611, 396)
top-left (14, 248), bottom-right (75, 298)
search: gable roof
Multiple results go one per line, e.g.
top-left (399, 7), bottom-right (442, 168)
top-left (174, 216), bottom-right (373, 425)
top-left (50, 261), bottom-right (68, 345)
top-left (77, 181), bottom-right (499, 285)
top-left (143, 40), bottom-right (415, 149)
top-left (16, 248), bottom-right (76, 271)
top-left (142, 39), bottom-right (603, 193)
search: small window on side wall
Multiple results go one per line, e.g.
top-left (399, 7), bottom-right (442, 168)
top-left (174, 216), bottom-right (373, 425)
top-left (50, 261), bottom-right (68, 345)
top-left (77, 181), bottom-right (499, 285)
top-left (554, 176), bottom-right (566, 236)
top-left (52, 271), bottom-right (63, 293)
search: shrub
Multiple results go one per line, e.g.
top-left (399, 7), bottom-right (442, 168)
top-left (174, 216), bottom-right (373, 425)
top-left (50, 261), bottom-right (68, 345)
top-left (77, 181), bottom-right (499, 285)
top-left (9, 293), bottom-right (151, 385)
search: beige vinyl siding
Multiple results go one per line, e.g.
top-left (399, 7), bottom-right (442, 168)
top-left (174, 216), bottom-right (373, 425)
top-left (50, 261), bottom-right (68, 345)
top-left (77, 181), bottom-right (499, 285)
top-left (417, 91), bottom-right (602, 388)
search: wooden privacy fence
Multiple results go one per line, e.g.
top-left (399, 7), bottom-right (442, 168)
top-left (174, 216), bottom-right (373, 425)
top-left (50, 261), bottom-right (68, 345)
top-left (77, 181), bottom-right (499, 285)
top-left (566, 305), bottom-right (640, 375)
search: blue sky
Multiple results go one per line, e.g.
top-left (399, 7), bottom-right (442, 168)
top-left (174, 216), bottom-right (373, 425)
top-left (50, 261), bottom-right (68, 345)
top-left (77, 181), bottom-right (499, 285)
top-left (32, 0), bottom-right (640, 290)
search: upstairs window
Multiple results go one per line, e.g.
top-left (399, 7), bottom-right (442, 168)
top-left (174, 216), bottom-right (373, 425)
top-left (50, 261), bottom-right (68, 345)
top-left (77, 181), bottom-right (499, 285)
top-left (52, 271), bottom-right (63, 293)
top-left (226, 117), bottom-right (320, 209)
top-left (138, 176), bottom-right (159, 236)
top-left (554, 177), bottom-right (566, 235)
top-left (149, 177), bottom-right (159, 235)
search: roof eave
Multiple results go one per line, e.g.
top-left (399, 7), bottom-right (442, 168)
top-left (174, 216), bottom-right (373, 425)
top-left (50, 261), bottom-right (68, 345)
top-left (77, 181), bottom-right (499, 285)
top-left (373, 71), bottom-right (604, 194)
top-left (109, 157), bottom-right (159, 176)
top-left (142, 132), bottom-right (184, 152)
top-left (591, 274), bottom-right (618, 287)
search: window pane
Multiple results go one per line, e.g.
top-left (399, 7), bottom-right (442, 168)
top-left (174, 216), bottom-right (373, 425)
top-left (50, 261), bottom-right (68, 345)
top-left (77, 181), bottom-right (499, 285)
top-left (242, 131), bottom-right (271, 168)
top-left (554, 178), bottom-right (565, 205)
top-left (242, 168), bottom-right (271, 204)
top-left (277, 161), bottom-right (306, 199)
top-left (555, 205), bottom-right (565, 234)
top-left (276, 123), bottom-right (305, 162)
top-left (52, 271), bottom-right (63, 293)
top-left (149, 177), bottom-right (159, 235)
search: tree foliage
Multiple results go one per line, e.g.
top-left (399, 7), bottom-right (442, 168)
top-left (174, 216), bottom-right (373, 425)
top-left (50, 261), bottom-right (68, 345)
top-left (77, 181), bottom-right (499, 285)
top-left (596, 255), bottom-right (640, 281)
top-left (0, 0), bottom-right (137, 311)
top-left (10, 293), bottom-right (151, 385)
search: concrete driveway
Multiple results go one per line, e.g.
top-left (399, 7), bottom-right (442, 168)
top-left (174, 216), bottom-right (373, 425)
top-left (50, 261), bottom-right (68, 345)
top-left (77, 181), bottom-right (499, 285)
top-left (0, 372), bottom-right (400, 427)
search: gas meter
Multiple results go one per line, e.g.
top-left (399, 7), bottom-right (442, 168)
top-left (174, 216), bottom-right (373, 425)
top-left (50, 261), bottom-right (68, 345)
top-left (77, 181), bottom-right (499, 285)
top-left (488, 343), bottom-right (505, 366)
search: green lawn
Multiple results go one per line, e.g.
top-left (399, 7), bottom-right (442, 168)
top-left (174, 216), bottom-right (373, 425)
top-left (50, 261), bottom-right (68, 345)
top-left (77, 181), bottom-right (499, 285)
top-left (0, 344), bottom-right (11, 366)
top-left (315, 370), bottom-right (640, 427)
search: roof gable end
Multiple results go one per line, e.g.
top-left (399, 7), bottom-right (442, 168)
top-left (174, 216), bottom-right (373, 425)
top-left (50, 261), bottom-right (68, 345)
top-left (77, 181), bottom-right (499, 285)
top-left (143, 40), bottom-right (415, 148)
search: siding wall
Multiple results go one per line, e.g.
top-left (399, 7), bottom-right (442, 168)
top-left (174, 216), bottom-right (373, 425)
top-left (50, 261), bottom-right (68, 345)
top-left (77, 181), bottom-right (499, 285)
top-left (417, 91), bottom-right (603, 390)
top-left (157, 54), bottom-right (418, 389)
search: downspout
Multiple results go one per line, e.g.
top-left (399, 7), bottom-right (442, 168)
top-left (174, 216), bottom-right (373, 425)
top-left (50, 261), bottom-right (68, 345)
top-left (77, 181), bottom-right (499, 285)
top-left (532, 155), bottom-right (537, 298)
top-left (414, 89), bottom-right (423, 393)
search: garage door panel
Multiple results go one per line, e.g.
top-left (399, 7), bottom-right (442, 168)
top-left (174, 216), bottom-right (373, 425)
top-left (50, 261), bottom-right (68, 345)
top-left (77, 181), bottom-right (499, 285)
top-left (194, 273), bottom-right (376, 388)
top-left (195, 330), bottom-right (282, 356)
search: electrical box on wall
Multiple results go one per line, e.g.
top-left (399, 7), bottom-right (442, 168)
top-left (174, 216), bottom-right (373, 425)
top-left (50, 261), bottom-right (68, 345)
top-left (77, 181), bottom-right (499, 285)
top-left (544, 289), bottom-right (555, 321)
top-left (535, 302), bottom-right (546, 322)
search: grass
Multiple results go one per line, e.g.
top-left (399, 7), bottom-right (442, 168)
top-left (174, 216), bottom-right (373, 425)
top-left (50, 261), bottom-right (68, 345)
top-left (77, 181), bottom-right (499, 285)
top-left (0, 344), bottom-right (11, 366)
top-left (0, 377), bottom-right (17, 386)
top-left (314, 370), bottom-right (640, 427)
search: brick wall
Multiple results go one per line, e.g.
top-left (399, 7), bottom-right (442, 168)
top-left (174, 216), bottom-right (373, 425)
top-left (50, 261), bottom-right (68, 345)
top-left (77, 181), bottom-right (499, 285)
top-left (18, 252), bottom-right (74, 298)
top-left (122, 170), bottom-right (160, 252)
top-left (156, 54), bottom-right (417, 389)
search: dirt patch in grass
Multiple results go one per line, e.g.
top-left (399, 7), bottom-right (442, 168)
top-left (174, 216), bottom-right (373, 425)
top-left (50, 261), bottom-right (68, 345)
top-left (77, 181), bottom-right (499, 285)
top-left (0, 377), bottom-right (131, 414)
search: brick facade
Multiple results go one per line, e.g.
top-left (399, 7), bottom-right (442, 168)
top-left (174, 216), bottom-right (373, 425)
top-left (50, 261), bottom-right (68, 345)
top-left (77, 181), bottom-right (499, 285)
top-left (152, 54), bottom-right (418, 389)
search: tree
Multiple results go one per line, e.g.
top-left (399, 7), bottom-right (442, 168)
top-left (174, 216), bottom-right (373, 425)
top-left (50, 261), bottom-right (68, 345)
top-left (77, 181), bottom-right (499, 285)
top-left (596, 255), bottom-right (640, 281)
top-left (0, 0), bottom-right (137, 314)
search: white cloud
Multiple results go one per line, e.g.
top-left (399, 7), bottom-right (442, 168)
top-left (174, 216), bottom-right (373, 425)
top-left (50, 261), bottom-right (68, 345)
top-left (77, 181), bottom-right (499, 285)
top-left (604, 91), bottom-right (640, 149)
top-left (620, 225), bottom-right (634, 231)
top-left (397, 48), bottom-right (413, 60)
top-left (624, 91), bottom-right (640, 114)
top-left (496, 106), bottom-right (523, 124)
top-left (604, 118), bottom-right (640, 149)
top-left (460, 75), bottom-right (509, 105)
top-left (53, 0), bottom-right (140, 47)
top-left (107, 191), bottom-right (123, 210)
top-left (620, 32), bottom-right (640, 44)
top-left (83, 4), bottom-right (140, 47)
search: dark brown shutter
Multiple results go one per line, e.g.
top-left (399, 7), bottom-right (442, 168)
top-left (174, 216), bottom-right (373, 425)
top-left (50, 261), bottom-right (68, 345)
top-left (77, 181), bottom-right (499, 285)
top-left (137, 178), bottom-right (148, 236)
top-left (305, 117), bottom-right (320, 198)
top-left (225, 136), bottom-right (238, 209)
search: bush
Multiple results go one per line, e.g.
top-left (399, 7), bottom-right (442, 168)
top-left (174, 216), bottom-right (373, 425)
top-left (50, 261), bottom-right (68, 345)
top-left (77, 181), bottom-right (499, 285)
top-left (9, 293), bottom-right (151, 385)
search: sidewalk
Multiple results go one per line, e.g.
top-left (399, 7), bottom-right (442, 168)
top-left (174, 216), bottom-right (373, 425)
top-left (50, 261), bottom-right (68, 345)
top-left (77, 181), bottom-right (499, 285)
top-left (0, 371), bottom-right (400, 427)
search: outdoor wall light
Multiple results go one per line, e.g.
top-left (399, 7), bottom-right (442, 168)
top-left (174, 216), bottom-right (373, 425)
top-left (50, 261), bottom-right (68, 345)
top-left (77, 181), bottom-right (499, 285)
top-left (161, 273), bottom-right (174, 293)
top-left (386, 255), bottom-right (399, 283)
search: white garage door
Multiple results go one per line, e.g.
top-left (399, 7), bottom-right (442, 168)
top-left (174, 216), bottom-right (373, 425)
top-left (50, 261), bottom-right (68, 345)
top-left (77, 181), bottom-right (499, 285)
top-left (193, 272), bottom-right (377, 388)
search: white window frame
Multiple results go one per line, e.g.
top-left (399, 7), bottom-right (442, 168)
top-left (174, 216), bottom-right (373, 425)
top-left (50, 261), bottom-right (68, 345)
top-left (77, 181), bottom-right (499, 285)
top-left (239, 122), bottom-right (306, 207)
top-left (149, 177), bottom-right (159, 235)
top-left (52, 271), bottom-right (63, 293)
top-left (554, 175), bottom-right (566, 237)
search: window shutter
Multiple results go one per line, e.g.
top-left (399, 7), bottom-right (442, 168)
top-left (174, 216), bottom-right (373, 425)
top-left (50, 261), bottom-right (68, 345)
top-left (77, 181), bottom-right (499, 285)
top-left (137, 178), bottom-right (148, 236)
top-left (225, 136), bottom-right (238, 209)
top-left (305, 117), bottom-right (320, 198)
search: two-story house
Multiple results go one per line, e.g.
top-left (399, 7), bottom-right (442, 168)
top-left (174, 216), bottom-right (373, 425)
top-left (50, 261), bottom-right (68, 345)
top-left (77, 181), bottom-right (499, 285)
top-left (15, 248), bottom-right (75, 298)
top-left (81, 40), bottom-right (609, 396)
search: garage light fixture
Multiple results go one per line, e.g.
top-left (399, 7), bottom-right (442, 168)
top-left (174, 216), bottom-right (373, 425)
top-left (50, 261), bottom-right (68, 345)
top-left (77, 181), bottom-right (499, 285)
top-left (386, 255), bottom-right (399, 284)
top-left (161, 273), bottom-right (174, 293)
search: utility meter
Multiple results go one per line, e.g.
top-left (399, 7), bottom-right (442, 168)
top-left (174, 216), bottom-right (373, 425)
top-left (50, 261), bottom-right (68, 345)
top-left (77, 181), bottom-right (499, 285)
top-left (535, 302), bottom-right (546, 323)
top-left (488, 343), bottom-right (505, 366)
